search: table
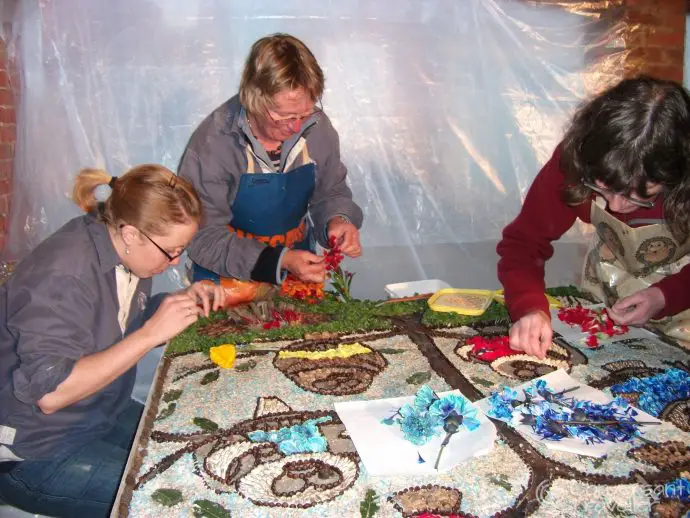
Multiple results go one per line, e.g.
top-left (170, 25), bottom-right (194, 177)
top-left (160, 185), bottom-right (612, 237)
top-left (113, 300), bottom-right (690, 517)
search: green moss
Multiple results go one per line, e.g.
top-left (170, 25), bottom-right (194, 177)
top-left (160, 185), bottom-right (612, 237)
top-left (167, 285), bottom-right (593, 355)
top-left (421, 300), bottom-right (510, 328)
top-left (167, 297), bottom-right (419, 355)
top-left (545, 285), bottom-right (596, 301)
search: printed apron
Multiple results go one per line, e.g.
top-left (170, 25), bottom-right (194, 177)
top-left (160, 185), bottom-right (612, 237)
top-left (191, 144), bottom-right (316, 303)
top-left (580, 197), bottom-right (690, 342)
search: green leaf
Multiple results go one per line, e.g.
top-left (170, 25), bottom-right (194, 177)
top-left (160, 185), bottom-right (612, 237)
top-left (162, 389), bottom-right (183, 403)
top-left (235, 359), bottom-right (257, 372)
top-left (151, 488), bottom-right (183, 507)
top-left (488, 474), bottom-right (512, 492)
top-left (200, 370), bottom-right (220, 385)
top-left (156, 402), bottom-right (176, 421)
top-left (406, 371), bottom-right (432, 385)
top-left (359, 488), bottom-right (380, 518)
top-left (471, 376), bottom-right (494, 388)
top-left (193, 417), bottom-right (219, 432)
top-left (606, 501), bottom-right (633, 517)
top-left (377, 348), bottom-right (406, 354)
top-left (193, 499), bottom-right (231, 518)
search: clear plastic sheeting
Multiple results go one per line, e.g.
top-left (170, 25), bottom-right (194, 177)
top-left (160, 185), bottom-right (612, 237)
top-left (2, 0), bottom-right (626, 299)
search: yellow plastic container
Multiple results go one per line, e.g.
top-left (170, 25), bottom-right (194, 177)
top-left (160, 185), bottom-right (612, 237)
top-left (427, 289), bottom-right (494, 316)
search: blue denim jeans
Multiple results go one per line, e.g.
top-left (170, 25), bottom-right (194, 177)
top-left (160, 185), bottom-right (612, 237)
top-left (0, 399), bottom-right (143, 518)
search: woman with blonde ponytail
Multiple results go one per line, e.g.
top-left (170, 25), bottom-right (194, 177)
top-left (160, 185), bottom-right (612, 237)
top-left (0, 164), bottom-right (224, 517)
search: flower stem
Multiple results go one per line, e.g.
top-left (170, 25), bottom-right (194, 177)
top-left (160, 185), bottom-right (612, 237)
top-left (434, 431), bottom-right (454, 470)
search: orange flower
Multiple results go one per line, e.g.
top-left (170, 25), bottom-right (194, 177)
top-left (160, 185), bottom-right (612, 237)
top-left (280, 274), bottom-right (324, 302)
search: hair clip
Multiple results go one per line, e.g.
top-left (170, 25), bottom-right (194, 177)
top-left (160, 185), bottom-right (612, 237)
top-left (108, 176), bottom-right (118, 188)
top-left (168, 174), bottom-right (177, 189)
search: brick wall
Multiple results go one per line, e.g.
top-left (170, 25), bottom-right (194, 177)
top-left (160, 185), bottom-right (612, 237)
top-left (624, 0), bottom-right (687, 81)
top-left (0, 37), bottom-right (15, 254)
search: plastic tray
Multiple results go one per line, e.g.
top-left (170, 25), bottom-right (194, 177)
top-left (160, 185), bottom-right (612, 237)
top-left (384, 279), bottom-right (451, 298)
top-left (427, 288), bottom-right (494, 316)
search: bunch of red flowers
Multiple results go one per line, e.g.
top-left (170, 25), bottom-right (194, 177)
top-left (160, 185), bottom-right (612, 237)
top-left (262, 308), bottom-right (302, 329)
top-left (324, 236), bottom-right (345, 272)
top-left (557, 306), bottom-right (629, 349)
top-left (324, 235), bottom-right (354, 301)
top-left (467, 335), bottom-right (515, 362)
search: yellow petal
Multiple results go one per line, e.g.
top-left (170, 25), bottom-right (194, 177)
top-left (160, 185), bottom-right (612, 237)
top-left (277, 342), bottom-right (371, 360)
top-left (209, 344), bottom-right (237, 369)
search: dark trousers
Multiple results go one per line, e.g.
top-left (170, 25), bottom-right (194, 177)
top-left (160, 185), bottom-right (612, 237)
top-left (0, 399), bottom-right (143, 518)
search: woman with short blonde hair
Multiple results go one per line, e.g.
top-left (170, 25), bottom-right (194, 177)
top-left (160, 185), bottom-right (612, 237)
top-left (239, 33), bottom-right (325, 118)
top-left (179, 33), bottom-right (363, 297)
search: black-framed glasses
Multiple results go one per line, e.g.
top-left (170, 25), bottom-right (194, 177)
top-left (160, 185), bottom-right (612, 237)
top-left (582, 180), bottom-right (658, 209)
top-left (120, 224), bottom-right (184, 262)
top-left (266, 99), bottom-right (323, 127)
top-left (140, 230), bottom-right (185, 262)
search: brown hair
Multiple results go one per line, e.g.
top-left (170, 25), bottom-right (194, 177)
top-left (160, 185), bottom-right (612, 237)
top-left (560, 76), bottom-right (690, 242)
top-left (72, 164), bottom-right (202, 235)
top-left (239, 33), bottom-right (324, 117)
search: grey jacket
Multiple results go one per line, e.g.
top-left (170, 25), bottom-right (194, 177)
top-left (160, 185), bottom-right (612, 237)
top-left (178, 95), bottom-right (363, 281)
top-left (0, 214), bottom-right (151, 460)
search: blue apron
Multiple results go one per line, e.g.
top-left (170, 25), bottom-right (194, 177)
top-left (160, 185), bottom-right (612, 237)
top-left (192, 145), bottom-right (316, 284)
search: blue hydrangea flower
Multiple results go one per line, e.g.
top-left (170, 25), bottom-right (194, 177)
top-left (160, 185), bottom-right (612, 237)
top-left (611, 368), bottom-right (690, 417)
top-left (487, 386), bottom-right (519, 421)
top-left (413, 384), bottom-right (438, 412)
top-left (398, 404), bottom-right (443, 446)
top-left (248, 416), bottom-right (332, 455)
top-left (429, 394), bottom-right (481, 432)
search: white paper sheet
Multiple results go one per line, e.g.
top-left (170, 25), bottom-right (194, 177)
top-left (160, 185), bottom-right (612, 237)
top-left (550, 304), bottom-right (660, 347)
top-left (335, 390), bottom-right (496, 476)
top-left (475, 370), bottom-right (660, 458)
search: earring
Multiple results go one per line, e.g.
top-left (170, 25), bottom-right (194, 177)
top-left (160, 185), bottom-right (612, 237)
top-left (125, 247), bottom-right (130, 255)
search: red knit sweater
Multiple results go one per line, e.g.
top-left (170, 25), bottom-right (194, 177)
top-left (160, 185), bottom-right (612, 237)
top-left (496, 146), bottom-right (690, 322)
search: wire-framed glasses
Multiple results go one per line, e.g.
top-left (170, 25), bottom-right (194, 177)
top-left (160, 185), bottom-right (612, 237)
top-left (582, 180), bottom-right (658, 209)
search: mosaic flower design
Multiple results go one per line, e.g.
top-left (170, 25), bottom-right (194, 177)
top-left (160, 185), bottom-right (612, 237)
top-left (273, 340), bottom-right (387, 395)
top-left (454, 333), bottom-right (586, 381)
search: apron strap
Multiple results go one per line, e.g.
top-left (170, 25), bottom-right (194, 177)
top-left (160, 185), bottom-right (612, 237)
top-left (245, 147), bottom-right (255, 175)
top-left (301, 143), bottom-right (310, 166)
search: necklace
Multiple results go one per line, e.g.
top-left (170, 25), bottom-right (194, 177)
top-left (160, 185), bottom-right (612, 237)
top-left (248, 116), bottom-right (283, 153)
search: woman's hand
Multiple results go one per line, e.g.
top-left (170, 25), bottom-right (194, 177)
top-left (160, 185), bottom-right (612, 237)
top-left (282, 249), bottom-right (326, 283)
top-left (509, 310), bottom-right (553, 359)
top-left (327, 217), bottom-right (362, 257)
top-left (142, 293), bottom-right (202, 345)
top-left (609, 287), bottom-right (666, 326)
top-left (184, 281), bottom-right (225, 317)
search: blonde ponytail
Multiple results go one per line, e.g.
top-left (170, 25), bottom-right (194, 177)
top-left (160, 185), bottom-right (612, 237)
top-left (72, 163), bottom-right (201, 233)
top-left (72, 168), bottom-right (112, 213)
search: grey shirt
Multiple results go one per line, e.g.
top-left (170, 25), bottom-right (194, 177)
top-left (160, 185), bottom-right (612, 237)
top-left (178, 95), bottom-right (363, 281)
top-left (0, 214), bottom-right (152, 460)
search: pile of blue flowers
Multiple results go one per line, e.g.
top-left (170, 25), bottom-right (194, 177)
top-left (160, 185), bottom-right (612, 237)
top-left (610, 368), bottom-right (690, 416)
top-left (381, 385), bottom-right (481, 446)
top-left (248, 416), bottom-right (331, 454)
top-left (487, 380), bottom-right (650, 444)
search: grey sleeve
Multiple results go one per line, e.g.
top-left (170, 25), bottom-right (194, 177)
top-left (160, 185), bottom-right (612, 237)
top-left (178, 146), bottom-right (267, 279)
top-left (307, 119), bottom-right (364, 247)
top-left (9, 274), bottom-right (96, 405)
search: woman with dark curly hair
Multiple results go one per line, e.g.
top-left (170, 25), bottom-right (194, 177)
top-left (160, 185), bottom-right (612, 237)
top-left (497, 76), bottom-right (690, 358)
